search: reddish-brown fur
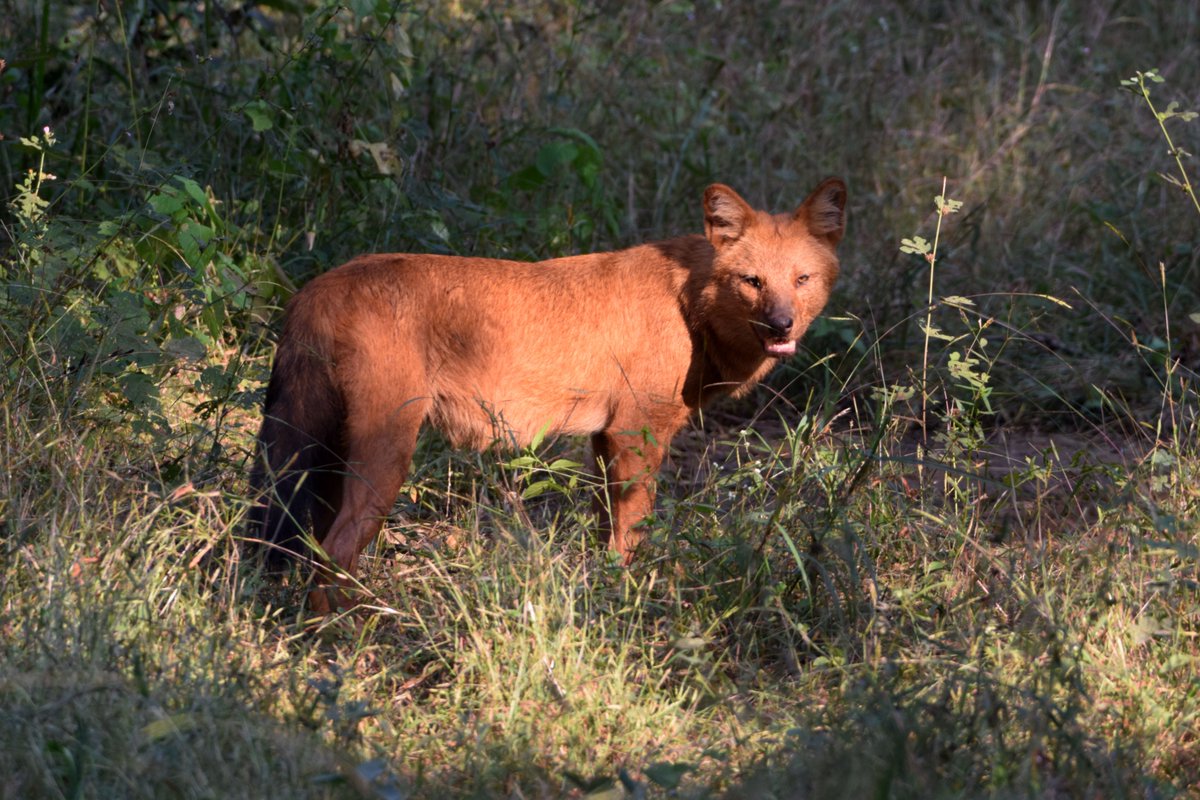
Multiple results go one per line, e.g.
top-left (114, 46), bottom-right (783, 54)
top-left (249, 179), bottom-right (847, 612)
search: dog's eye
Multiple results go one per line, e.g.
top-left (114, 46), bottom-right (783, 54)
top-left (796, 274), bottom-right (810, 287)
top-left (741, 274), bottom-right (762, 289)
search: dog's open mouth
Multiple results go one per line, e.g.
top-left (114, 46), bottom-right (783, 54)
top-left (762, 337), bottom-right (796, 357)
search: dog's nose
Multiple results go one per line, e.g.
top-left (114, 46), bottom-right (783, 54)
top-left (765, 312), bottom-right (793, 336)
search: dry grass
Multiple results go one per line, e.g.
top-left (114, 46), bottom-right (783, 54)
top-left (2, 1), bottom-right (1199, 797)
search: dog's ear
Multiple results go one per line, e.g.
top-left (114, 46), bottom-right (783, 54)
top-left (795, 178), bottom-right (847, 247)
top-left (704, 184), bottom-right (755, 247)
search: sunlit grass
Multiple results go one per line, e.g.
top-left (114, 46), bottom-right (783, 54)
top-left (2, 1), bottom-right (1198, 797)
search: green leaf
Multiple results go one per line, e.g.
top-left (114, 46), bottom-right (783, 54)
top-left (935, 195), bottom-right (963, 214)
top-left (506, 165), bottom-right (545, 191)
top-left (549, 127), bottom-right (604, 187)
top-left (529, 422), bottom-right (551, 451)
top-left (105, 289), bottom-right (152, 339)
top-left (521, 479), bottom-right (557, 499)
top-left (244, 100), bottom-right (274, 132)
top-left (427, 215), bottom-right (449, 242)
top-left (175, 176), bottom-right (207, 208)
top-left (178, 220), bottom-right (214, 268)
top-left (120, 370), bottom-right (160, 408)
top-left (899, 236), bottom-right (931, 255)
top-left (535, 141), bottom-right (579, 178)
top-left (163, 336), bottom-right (208, 362)
top-left (148, 189), bottom-right (185, 217)
top-left (392, 26), bottom-right (413, 60)
top-left (1150, 449), bottom-right (1178, 470)
top-left (549, 126), bottom-right (602, 153)
top-left (918, 323), bottom-right (955, 341)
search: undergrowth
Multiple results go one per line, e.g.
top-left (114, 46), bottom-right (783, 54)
top-left (2, 1), bottom-right (1198, 798)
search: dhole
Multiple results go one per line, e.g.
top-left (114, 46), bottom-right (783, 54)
top-left (249, 178), bottom-right (847, 612)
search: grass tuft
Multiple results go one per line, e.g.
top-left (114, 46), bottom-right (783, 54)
top-left (2, 1), bottom-right (1198, 796)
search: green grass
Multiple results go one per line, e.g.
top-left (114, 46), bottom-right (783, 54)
top-left (2, 1), bottom-right (1199, 797)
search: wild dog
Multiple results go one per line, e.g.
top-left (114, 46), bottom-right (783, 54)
top-left (249, 178), bottom-right (847, 612)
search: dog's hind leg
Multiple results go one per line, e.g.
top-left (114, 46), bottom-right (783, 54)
top-left (308, 388), bottom-right (430, 614)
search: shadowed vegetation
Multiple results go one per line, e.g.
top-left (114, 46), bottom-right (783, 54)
top-left (1, 1), bottom-right (1197, 797)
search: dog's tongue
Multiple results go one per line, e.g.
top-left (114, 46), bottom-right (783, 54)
top-left (765, 339), bottom-right (796, 357)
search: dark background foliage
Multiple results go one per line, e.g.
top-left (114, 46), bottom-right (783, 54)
top-left (1, 2), bottom-right (1198, 797)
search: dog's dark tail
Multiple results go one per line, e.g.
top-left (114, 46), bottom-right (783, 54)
top-left (247, 319), bottom-right (344, 567)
